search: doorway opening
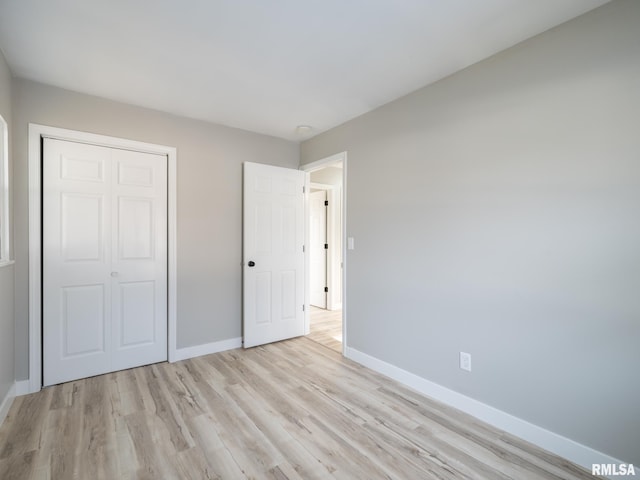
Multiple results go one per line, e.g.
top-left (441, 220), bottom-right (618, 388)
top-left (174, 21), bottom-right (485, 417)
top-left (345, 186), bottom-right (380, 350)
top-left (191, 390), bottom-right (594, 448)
top-left (302, 153), bottom-right (346, 354)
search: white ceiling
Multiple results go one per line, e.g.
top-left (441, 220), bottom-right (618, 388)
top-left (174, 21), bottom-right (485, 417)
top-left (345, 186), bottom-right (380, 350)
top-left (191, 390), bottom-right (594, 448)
top-left (0, 0), bottom-right (610, 142)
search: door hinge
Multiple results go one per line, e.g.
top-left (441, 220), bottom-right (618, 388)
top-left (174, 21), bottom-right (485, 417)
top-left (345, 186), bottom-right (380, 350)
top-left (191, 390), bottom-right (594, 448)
top-left (302, 304), bottom-right (305, 311)
top-left (324, 287), bottom-right (329, 293)
top-left (324, 200), bottom-right (329, 206)
top-left (324, 243), bottom-right (328, 249)
top-left (302, 245), bottom-right (305, 253)
top-left (303, 186), bottom-right (306, 193)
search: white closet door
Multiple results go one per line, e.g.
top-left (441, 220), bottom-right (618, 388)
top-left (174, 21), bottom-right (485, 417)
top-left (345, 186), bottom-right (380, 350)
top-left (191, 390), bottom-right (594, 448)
top-left (43, 140), bottom-right (112, 385)
top-left (110, 147), bottom-right (167, 372)
top-left (43, 138), bottom-right (167, 386)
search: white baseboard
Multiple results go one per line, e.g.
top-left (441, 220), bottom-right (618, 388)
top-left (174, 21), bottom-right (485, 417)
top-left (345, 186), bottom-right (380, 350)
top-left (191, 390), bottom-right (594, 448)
top-left (15, 380), bottom-right (31, 396)
top-left (0, 383), bottom-right (16, 427)
top-left (345, 346), bottom-right (626, 477)
top-left (13, 337), bottom-right (242, 396)
top-left (172, 337), bottom-right (242, 362)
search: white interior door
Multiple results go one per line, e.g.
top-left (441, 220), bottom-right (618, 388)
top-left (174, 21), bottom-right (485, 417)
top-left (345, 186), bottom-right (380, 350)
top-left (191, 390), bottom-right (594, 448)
top-left (243, 162), bottom-right (305, 348)
top-left (310, 190), bottom-right (327, 308)
top-left (43, 138), bottom-right (167, 386)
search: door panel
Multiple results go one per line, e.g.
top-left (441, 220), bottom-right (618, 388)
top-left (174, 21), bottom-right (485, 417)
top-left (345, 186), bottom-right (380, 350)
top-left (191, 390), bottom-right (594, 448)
top-left (117, 162), bottom-right (154, 187)
top-left (60, 154), bottom-right (105, 182)
top-left (243, 162), bottom-right (305, 348)
top-left (118, 197), bottom-right (154, 259)
top-left (281, 270), bottom-right (297, 319)
top-left (61, 193), bottom-right (104, 261)
top-left (43, 138), bottom-right (167, 386)
top-left (117, 281), bottom-right (156, 347)
top-left (62, 284), bottom-right (106, 357)
top-left (255, 204), bottom-right (272, 254)
top-left (255, 271), bottom-right (272, 325)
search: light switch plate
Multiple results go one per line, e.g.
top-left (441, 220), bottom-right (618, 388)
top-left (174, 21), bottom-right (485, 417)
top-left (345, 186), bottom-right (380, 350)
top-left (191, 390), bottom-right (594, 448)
top-left (460, 352), bottom-right (471, 372)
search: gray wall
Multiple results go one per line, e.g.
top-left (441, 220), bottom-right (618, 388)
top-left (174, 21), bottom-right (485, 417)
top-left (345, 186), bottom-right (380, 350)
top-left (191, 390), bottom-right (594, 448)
top-left (311, 166), bottom-right (342, 186)
top-left (12, 79), bottom-right (299, 381)
top-left (0, 49), bottom-right (14, 403)
top-left (301, 0), bottom-right (640, 465)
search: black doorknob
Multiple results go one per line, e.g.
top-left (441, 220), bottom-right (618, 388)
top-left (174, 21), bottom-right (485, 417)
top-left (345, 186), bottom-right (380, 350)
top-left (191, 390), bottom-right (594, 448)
top-left (248, 261), bottom-right (256, 267)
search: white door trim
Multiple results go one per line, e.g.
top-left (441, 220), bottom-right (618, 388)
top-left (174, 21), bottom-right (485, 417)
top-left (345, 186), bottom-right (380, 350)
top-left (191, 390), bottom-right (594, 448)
top-left (300, 152), bottom-right (347, 355)
top-left (28, 124), bottom-right (178, 394)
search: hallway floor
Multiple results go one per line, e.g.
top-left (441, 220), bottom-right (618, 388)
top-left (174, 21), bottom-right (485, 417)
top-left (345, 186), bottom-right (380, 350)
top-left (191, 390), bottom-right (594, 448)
top-left (307, 307), bottom-right (342, 353)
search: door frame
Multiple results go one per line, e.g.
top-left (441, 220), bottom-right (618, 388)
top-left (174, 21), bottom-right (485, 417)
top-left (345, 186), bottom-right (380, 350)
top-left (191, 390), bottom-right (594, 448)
top-left (28, 124), bottom-right (178, 393)
top-left (301, 152), bottom-right (347, 354)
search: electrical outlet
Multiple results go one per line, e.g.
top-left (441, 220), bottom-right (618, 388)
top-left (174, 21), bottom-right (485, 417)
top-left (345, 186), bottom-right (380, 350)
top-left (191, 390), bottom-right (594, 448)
top-left (460, 352), bottom-right (472, 372)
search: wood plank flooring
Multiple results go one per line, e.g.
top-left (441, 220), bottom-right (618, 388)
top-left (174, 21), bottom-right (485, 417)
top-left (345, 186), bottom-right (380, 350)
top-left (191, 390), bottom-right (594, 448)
top-left (307, 307), bottom-right (342, 353)
top-left (0, 337), bottom-right (598, 479)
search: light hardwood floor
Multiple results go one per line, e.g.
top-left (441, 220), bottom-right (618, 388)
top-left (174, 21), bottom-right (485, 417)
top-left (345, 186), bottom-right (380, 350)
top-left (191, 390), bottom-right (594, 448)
top-left (0, 337), bottom-right (598, 479)
top-left (307, 307), bottom-right (342, 353)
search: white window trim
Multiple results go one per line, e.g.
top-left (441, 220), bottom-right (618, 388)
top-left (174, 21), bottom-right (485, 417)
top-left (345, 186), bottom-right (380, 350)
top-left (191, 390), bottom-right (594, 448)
top-left (0, 113), bottom-right (10, 267)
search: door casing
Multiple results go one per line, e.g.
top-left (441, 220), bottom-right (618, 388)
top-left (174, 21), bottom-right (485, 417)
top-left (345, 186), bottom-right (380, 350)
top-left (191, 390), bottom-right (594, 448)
top-left (28, 124), bottom-right (178, 393)
top-left (301, 152), bottom-right (347, 354)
